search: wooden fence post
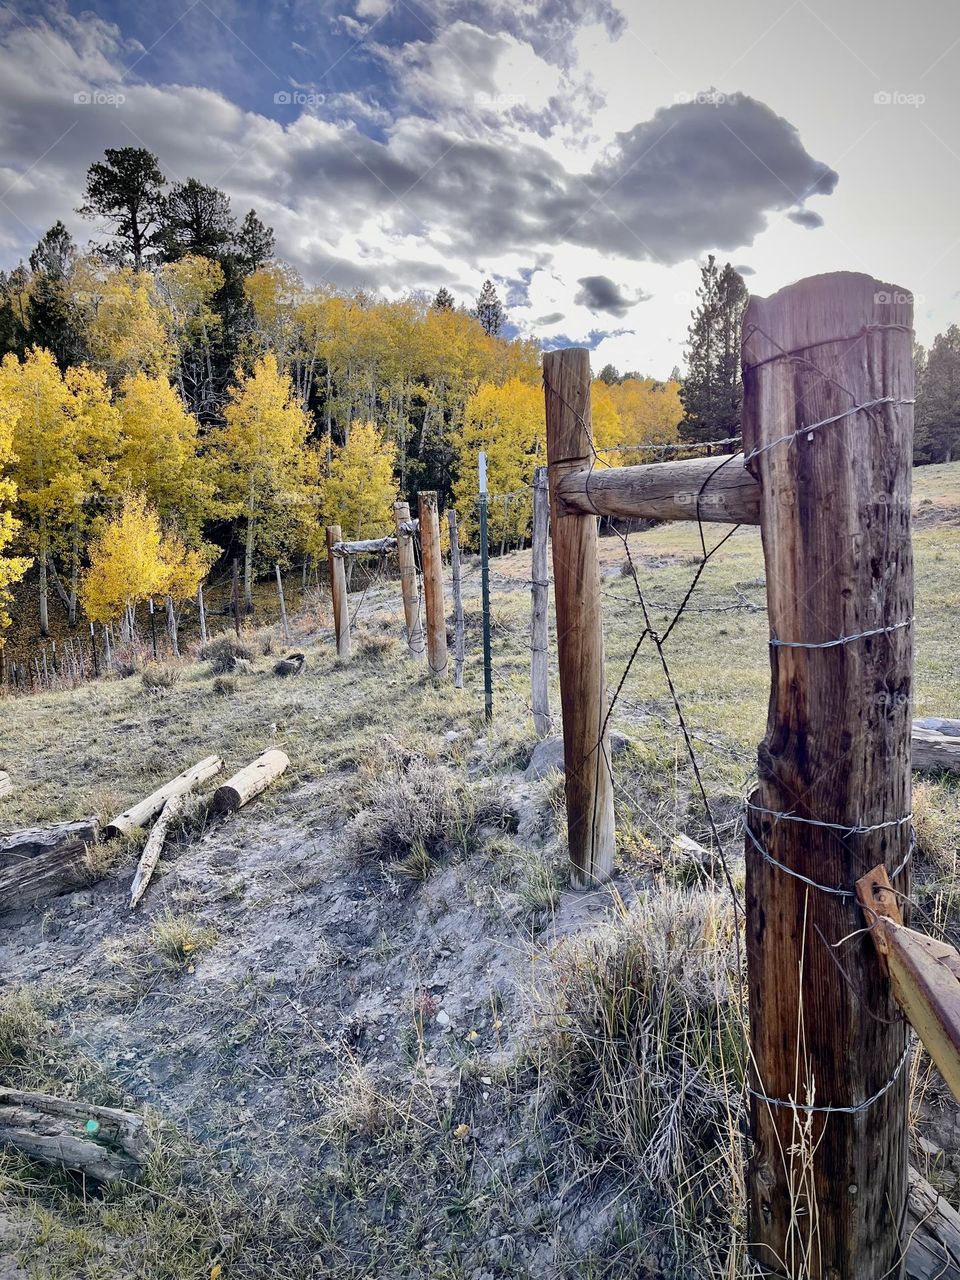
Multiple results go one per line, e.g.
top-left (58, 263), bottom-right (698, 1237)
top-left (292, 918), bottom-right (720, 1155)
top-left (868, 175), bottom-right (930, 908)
top-left (448, 509), bottom-right (465, 689)
top-left (543, 349), bottom-right (615, 888)
top-left (275, 564), bottom-right (290, 645)
top-left (394, 501), bottom-right (425, 660)
top-left (197, 584), bottom-right (208, 647)
top-left (530, 465), bottom-right (551, 737)
top-left (326, 524), bottom-right (351, 662)
top-left (742, 273), bottom-right (914, 1277)
top-left (418, 491), bottom-right (448, 681)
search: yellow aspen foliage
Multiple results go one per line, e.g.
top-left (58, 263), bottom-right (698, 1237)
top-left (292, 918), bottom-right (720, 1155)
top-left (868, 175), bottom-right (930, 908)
top-left (607, 377), bottom-right (683, 461)
top-left (0, 393), bottom-right (31, 642)
top-left (205, 353), bottom-right (318, 606)
top-left (590, 379), bottom-right (623, 463)
top-left (70, 259), bottom-right (173, 381)
top-left (325, 421), bottom-right (397, 540)
top-left (452, 378), bottom-right (545, 549)
top-left (158, 527), bottom-right (214, 603)
top-left (81, 492), bottom-right (167, 627)
top-left (114, 372), bottom-right (210, 539)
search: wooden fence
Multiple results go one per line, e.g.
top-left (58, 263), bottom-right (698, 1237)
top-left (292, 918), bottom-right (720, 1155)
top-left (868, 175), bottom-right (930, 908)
top-left (543, 270), bottom-right (923, 1277)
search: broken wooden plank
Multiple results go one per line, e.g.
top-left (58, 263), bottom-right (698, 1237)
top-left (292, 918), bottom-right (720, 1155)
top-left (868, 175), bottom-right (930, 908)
top-left (105, 756), bottom-right (223, 839)
top-left (906, 1166), bottom-right (960, 1279)
top-left (212, 749), bottom-right (289, 814)
top-left (0, 818), bottom-right (99, 869)
top-left (129, 792), bottom-right (188, 909)
top-left (0, 1088), bottom-right (149, 1183)
top-left (857, 864), bottom-right (960, 1104)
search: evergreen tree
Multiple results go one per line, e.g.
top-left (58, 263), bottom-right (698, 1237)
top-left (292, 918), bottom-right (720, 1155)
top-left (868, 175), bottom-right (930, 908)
top-left (235, 210), bottom-right (275, 275)
top-left (433, 286), bottom-right (455, 311)
top-left (597, 362), bottom-right (620, 385)
top-left (27, 222), bottom-right (81, 368)
top-left (915, 326), bottom-right (960, 463)
top-left (78, 148), bottom-right (167, 270)
top-left (474, 278), bottom-right (505, 337)
top-left (679, 256), bottom-right (748, 443)
top-left (161, 178), bottom-right (236, 261)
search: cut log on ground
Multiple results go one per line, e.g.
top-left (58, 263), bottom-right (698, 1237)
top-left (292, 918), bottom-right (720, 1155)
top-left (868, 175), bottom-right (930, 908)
top-left (212, 749), bottom-right (289, 814)
top-left (912, 725), bottom-right (960, 775)
top-left (129, 792), bottom-right (188, 909)
top-left (0, 823), bottom-right (100, 912)
top-left (0, 771), bottom-right (11, 798)
top-left (0, 1088), bottom-right (149, 1183)
top-left (105, 756), bottom-right (223, 839)
top-left (0, 818), bottom-right (99, 868)
top-left (906, 1167), bottom-right (960, 1279)
top-left (273, 653), bottom-right (306, 677)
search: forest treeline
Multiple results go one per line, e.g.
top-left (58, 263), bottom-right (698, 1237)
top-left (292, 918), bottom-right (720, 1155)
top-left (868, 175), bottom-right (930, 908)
top-left (0, 147), bottom-right (685, 642)
top-left (0, 147), bottom-right (955, 647)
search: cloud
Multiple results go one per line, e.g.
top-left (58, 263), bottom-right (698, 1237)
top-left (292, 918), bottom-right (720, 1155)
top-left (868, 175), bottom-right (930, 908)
top-left (734, 263), bottom-right (756, 276)
top-left (574, 273), bottom-right (650, 317)
top-left (787, 208), bottom-right (824, 228)
top-left (0, 11), bottom-right (837, 305)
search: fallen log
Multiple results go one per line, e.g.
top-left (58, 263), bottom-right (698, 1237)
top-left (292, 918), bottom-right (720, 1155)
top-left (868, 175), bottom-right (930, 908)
top-left (0, 771), bottom-right (11, 798)
top-left (0, 835), bottom-right (98, 912)
top-left (906, 1167), bottom-right (960, 1279)
top-left (129, 792), bottom-right (187, 909)
top-left (106, 755), bottom-right (223, 839)
top-left (0, 817), bottom-right (99, 869)
top-left (0, 1088), bottom-right (149, 1183)
top-left (912, 725), bottom-right (960, 775)
top-left (213, 749), bottom-right (289, 814)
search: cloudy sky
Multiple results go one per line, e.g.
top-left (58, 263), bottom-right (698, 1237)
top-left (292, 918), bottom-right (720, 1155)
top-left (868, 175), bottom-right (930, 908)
top-left (1, 0), bottom-right (958, 375)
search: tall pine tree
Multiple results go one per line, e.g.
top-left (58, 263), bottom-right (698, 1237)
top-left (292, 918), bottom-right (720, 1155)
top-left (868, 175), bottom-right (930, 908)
top-left (679, 256), bottom-right (747, 443)
top-left (474, 279), bottom-right (505, 336)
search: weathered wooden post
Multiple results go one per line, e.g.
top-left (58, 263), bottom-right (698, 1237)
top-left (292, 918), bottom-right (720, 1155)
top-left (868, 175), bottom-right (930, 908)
top-left (418, 491), bottom-right (448, 681)
top-left (326, 524), bottom-right (351, 662)
top-left (197, 584), bottom-right (208, 647)
top-left (394, 501), bottom-right (425, 660)
top-left (543, 349), bottom-right (615, 888)
top-left (742, 273), bottom-right (914, 1278)
top-left (448, 509), bottom-right (465, 690)
top-left (275, 564), bottom-right (290, 645)
top-left (165, 595), bottom-right (179, 658)
top-left (530, 465), bottom-right (551, 737)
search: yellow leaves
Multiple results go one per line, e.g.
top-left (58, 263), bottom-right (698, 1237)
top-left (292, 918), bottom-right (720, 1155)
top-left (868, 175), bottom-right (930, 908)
top-left (209, 1263), bottom-right (222, 1279)
top-left (81, 493), bottom-right (212, 623)
top-left (70, 260), bottom-right (173, 380)
top-left (325, 421), bottom-right (396, 540)
top-left (453, 1123), bottom-right (471, 1140)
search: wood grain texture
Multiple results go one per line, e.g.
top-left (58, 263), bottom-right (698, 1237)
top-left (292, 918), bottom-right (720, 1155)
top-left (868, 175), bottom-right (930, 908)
top-left (394, 501), bottom-right (425, 659)
top-left (742, 272), bottom-right (914, 1278)
top-left (544, 349), bottom-right (615, 888)
top-left (212, 749), bottom-right (289, 814)
top-left (554, 452), bottom-right (759, 524)
top-left (105, 756), bottom-right (222, 839)
top-left (0, 818), bottom-right (99, 869)
top-left (0, 1088), bottom-right (148, 1182)
top-left (418, 491), bottom-right (448, 681)
top-left (326, 524), bottom-right (351, 662)
top-left (530, 466), bottom-right (551, 737)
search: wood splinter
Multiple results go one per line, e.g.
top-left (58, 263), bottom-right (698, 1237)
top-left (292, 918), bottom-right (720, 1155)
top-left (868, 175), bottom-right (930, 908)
top-left (857, 863), bottom-right (960, 1104)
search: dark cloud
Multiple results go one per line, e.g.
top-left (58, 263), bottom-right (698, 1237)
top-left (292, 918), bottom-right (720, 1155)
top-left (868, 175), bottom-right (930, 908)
top-left (535, 310), bottom-right (565, 324)
top-left (574, 274), bottom-right (650, 318)
top-left (787, 208), bottom-right (824, 228)
top-left (734, 263), bottom-right (756, 276)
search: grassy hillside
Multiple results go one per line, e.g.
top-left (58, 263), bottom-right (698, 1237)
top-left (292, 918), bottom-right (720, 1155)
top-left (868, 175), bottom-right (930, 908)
top-left (0, 464), bottom-right (959, 1278)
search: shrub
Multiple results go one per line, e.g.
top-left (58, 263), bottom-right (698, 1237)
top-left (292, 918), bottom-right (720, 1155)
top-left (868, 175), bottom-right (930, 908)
top-left (142, 663), bottom-right (180, 691)
top-left (211, 675), bottom-right (237, 696)
top-left (345, 740), bottom-right (477, 869)
top-left (201, 633), bottom-right (252, 675)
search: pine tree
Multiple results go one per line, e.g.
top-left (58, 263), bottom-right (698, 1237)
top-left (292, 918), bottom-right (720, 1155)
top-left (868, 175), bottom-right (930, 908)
top-left (474, 279), bottom-right (505, 337)
top-left (78, 148), bottom-right (167, 271)
top-left (235, 210), bottom-right (275, 275)
top-left (433, 287), bottom-right (455, 311)
top-left (27, 222), bottom-right (81, 368)
top-left (679, 256), bottom-right (748, 443)
top-left (597, 363), bottom-right (621, 385)
top-left (915, 326), bottom-right (960, 463)
top-left (161, 178), bottom-right (236, 262)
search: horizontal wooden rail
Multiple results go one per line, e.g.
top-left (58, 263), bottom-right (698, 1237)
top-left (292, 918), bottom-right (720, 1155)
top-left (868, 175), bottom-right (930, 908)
top-left (553, 453), bottom-right (760, 525)
top-left (331, 520), bottom-right (418, 558)
top-left (857, 864), bottom-right (960, 1105)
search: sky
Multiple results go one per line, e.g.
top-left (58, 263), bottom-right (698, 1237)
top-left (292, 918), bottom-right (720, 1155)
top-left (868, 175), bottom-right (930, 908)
top-left (0, 0), bottom-right (958, 377)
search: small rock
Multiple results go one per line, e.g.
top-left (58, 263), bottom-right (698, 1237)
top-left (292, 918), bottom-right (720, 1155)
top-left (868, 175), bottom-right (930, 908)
top-left (435, 1010), bottom-right (451, 1028)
